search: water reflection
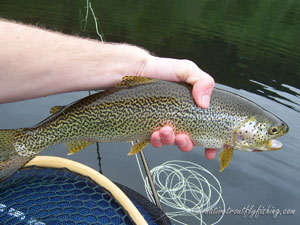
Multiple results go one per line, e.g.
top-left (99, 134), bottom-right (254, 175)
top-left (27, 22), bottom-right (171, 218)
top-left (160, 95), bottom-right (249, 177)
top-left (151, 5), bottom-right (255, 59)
top-left (250, 80), bottom-right (300, 112)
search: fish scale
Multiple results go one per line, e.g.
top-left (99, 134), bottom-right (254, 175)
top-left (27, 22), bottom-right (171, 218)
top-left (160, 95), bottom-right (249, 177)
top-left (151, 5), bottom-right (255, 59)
top-left (0, 76), bottom-right (288, 179)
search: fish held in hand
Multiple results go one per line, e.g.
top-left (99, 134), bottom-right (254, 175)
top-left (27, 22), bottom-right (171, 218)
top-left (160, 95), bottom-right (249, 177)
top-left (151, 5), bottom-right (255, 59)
top-left (0, 76), bottom-right (289, 180)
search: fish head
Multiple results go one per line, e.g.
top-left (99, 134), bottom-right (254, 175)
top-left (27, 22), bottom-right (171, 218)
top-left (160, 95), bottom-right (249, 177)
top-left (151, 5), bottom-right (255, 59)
top-left (234, 115), bottom-right (289, 152)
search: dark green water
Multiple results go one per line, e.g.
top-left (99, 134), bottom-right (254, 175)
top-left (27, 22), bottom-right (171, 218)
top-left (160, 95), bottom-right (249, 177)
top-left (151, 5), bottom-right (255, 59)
top-left (1, 0), bottom-right (300, 224)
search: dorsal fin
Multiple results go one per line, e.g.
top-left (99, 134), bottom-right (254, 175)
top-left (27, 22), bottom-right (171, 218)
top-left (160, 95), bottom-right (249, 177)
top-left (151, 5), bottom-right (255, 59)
top-left (116, 76), bottom-right (157, 88)
top-left (50, 106), bottom-right (64, 115)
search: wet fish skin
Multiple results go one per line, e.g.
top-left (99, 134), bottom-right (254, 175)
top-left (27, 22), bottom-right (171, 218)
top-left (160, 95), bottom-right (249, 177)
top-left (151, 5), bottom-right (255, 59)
top-left (0, 76), bottom-right (289, 180)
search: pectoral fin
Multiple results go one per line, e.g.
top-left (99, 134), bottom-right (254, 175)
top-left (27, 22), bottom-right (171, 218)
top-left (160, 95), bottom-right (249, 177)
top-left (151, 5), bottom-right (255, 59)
top-left (128, 139), bottom-right (149, 155)
top-left (66, 140), bottom-right (95, 155)
top-left (218, 147), bottom-right (234, 172)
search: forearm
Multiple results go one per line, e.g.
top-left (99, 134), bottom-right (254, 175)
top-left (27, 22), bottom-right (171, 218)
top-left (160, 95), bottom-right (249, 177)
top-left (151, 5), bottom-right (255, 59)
top-left (0, 20), bottom-right (216, 157)
top-left (0, 20), bottom-right (150, 103)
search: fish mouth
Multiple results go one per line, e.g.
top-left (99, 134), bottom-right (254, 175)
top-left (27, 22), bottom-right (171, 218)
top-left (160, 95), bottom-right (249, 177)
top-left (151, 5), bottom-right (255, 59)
top-left (252, 139), bottom-right (283, 152)
top-left (252, 149), bottom-right (263, 152)
top-left (266, 139), bottom-right (283, 150)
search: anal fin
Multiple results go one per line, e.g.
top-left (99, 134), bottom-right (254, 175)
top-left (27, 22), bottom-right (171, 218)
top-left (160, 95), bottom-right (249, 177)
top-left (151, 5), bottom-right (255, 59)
top-left (218, 146), bottom-right (234, 172)
top-left (128, 139), bottom-right (149, 155)
top-left (66, 140), bottom-right (94, 155)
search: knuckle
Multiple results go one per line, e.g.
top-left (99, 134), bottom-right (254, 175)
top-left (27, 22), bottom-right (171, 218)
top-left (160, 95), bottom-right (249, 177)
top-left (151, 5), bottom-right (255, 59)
top-left (207, 77), bottom-right (215, 88)
top-left (183, 60), bottom-right (197, 73)
top-left (176, 59), bottom-right (198, 82)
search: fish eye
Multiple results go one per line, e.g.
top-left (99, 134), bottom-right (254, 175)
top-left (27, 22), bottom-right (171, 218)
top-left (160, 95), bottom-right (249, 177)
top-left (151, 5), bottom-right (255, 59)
top-left (269, 126), bottom-right (278, 135)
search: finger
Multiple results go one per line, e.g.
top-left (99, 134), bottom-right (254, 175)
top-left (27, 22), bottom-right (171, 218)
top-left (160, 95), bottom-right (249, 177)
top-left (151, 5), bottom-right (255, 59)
top-left (175, 134), bottom-right (195, 152)
top-left (173, 60), bottom-right (215, 109)
top-left (159, 126), bottom-right (175, 145)
top-left (150, 131), bottom-right (163, 148)
top-left (141, 57), bottom-right (215, 109)
top-left (205, 148), bottom-right (217, 160)
top-left (192, 79), bottom-right (214, 109)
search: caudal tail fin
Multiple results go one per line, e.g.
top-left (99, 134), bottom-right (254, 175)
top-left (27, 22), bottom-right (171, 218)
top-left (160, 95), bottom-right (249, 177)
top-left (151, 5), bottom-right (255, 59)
top-left (0, 129), bottom-right (34, 181)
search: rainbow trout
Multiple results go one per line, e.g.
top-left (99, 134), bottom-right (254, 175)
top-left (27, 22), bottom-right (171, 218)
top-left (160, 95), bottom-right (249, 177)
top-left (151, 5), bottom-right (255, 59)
top-left (0, 76), bottom-right (288, 180)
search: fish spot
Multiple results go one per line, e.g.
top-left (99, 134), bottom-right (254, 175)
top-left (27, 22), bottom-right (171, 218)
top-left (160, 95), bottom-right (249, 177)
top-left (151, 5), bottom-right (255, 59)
top-left (15, 143), bottom-right (30, 157)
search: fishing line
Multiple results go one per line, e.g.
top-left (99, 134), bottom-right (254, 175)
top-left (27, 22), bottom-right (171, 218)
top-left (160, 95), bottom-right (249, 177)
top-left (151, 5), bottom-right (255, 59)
top-left (135, 154), bottom-right (225, 225)
top-left (82, 0), bottom-right (104, 41)
top-left (80, 3), bottom-right (225, 224)
top-left (82, 1), bottom-right (104, 174)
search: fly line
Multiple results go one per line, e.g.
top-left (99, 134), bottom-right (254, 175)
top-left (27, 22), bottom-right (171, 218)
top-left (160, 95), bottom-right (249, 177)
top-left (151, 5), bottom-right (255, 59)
top-left (135, 157), bottom-right (225, 225)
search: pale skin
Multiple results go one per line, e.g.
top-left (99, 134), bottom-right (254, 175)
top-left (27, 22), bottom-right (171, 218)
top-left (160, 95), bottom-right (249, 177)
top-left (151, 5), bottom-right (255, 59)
top-left (0, 20), bottom-right (217, 159)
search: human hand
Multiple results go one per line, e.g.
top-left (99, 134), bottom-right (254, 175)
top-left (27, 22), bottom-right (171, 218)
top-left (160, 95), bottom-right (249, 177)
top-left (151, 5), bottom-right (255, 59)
top-left (141, 56), bottom-right (217, 160)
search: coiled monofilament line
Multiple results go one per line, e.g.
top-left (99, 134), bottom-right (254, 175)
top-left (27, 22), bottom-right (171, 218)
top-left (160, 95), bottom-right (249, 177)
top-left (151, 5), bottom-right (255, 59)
top-left (135, 154), bottom-right (225, 225)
